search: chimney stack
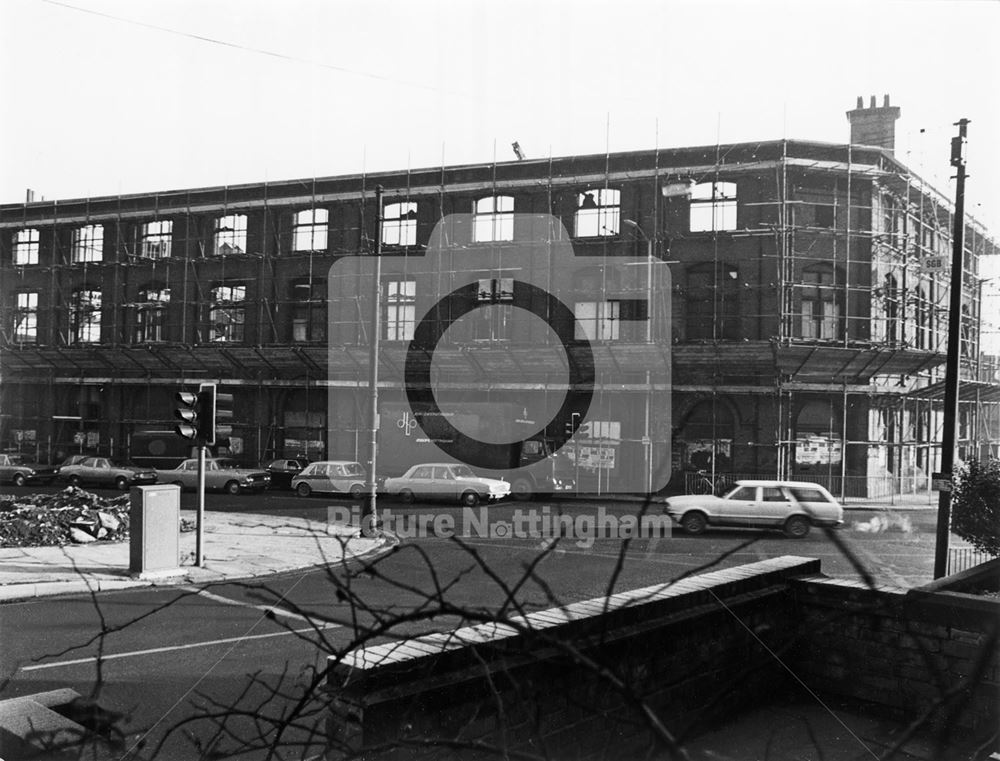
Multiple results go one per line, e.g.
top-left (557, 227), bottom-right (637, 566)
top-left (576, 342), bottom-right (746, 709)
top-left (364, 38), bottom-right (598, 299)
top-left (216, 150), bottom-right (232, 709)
top-left (846, 94), bottom-right (901, 154)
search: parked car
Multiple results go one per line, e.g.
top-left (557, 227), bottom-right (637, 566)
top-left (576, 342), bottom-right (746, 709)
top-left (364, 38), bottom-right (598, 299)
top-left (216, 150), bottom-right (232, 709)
top-left (58, 456), bottom-right (158, 490)
top-left (156, 458), bottom-right (271, 494)
top-left (0, 453), bottom-right (60, 486)
top-left (264, 458), bottom-right (313, 490)
top-left (383, 463), bottom-right (510, 506)
top-left (291, 460), bottom-right (367, 498)
top-left (662, 480), bottom-right (844, 538)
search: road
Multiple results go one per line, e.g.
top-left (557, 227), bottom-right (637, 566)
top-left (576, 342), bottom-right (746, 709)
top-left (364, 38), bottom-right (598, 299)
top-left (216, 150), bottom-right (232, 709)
top-left (0, 484), bottom-right (944, 759)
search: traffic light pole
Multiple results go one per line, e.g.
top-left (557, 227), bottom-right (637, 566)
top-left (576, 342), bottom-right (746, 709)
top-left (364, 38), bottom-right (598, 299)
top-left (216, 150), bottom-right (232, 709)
top-left (196, 444), bottom-right (206, 567)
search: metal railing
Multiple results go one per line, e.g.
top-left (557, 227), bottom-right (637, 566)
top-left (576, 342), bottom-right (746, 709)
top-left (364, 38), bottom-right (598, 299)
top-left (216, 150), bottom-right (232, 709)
top-left (947, 546), bottom-right (998, 576)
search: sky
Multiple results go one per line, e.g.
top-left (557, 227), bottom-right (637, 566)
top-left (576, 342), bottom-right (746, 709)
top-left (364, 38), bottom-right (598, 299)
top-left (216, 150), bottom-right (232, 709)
top-left (1, 0), bottom-right (998, 236)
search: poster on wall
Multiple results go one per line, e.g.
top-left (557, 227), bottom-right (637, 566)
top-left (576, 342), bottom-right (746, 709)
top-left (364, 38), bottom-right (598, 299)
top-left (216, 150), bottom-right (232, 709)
top-left (796, 434), bottom-right (842, 465)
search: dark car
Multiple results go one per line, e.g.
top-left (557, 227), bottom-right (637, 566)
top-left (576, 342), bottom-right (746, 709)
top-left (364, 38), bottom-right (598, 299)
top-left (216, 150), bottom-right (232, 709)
top-left (0, 453), bottom-right (60, 486)
top-left (263, 458), bottom-right (312, 490)
top-left (59, 456), bottom-right (158, 490)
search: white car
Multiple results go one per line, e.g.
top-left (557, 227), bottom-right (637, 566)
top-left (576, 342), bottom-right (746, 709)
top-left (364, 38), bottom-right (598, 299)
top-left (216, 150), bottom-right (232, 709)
top-left (662, 480), bottom-right (844, 538)
top-left (292, 460), bottom-right (367, 499)
top-left (383, 463), bottom-right (510, 506)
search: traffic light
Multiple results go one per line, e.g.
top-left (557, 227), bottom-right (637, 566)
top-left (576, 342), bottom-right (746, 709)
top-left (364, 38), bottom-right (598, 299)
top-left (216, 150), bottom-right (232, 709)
top-left (197, 383), bottom-right (233, 446)
top-left (174, 390), bottom-right (201, 440)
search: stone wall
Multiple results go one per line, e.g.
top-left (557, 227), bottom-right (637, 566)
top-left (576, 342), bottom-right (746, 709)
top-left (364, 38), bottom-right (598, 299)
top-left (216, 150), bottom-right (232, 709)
top-left (325, 556), bottom-right (998, 759)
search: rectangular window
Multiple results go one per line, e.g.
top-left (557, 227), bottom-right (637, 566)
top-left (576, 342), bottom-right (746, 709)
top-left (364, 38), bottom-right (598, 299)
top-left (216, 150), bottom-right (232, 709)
top-left (689, 182), bottom-right (737, 232)
top-left (209, 284), bottom-right (246, 342)
top-left (386, 280), bottom-right (416, 341)
top-left (213, 214), bottom-right (247, 255)
top-left (14, 229), bottom-right (39, 265)
top-left (72, 224), bottom-right (104, 263)
top-left (574, 301), bottom-right (620, 340)
top-left (14, 292), bottom-right (38, 343)
top-left (293, 209), bottom-right (328, 252)
top-left (134, 288), bottom-right (170, 342)
top-left (70, 289), bottom-right (102, 343)
top-left (291, 282), bottom-right (326, 342)
top-left (382, 201), bottom-right (418, 247)
top-left (141, 221), bottom-right (173, 259)
top-left (575, 189), bottom-right (621, 238)
top-left (473, 196), bottom-right (514, 243)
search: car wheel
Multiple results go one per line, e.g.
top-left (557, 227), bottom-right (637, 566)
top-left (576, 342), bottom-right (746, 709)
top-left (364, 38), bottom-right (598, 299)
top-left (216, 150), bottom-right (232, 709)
top-left (13, 473), bottom-right (26, 487)
top-left (296, 482), bottom-right (312, 498)
top-left (115, 476), bottom-right (129, 491)
top-left (461, 490), bottom-right (480, 508)
top-left (511, 477), bottom-right (534, 501)
top-left (225, 480), bottom-right (242, 495)
top-left (399, 489), bottom-right (415, 504)
top-left (784, 515), bottom-right (811, 538)
top-left (349, 483), bottom-right (365, 500)
top-left (680, 511), bottom-right (708, 535)
top-left (69, 475), bottom-right (82, 488)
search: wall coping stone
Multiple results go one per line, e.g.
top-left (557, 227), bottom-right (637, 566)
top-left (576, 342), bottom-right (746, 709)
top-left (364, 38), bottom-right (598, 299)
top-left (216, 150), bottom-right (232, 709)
top-left (328, 555), bottom-right (820, 694)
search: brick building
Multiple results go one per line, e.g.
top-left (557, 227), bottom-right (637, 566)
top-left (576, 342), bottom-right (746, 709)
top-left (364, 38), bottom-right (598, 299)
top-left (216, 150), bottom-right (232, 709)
top-left (2, 97), bottom-right (998, 497)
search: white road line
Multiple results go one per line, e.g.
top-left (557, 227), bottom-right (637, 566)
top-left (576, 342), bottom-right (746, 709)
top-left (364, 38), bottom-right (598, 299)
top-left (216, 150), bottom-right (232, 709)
top-left (20, 623), bottom-right (340, 672)
top-left (180, 585), bottom-right (319, 623)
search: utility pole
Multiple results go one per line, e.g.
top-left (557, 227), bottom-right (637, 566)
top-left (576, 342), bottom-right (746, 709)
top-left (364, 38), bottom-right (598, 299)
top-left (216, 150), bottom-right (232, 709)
top-left (363, 185), bottom-right (384, 537)
top-left (933, 118), bottom-right (969, 579)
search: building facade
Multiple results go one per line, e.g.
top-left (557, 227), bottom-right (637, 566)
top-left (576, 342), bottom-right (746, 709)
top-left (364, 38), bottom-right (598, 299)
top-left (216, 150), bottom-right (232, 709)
top-left (2, 98), bottom-right (998, 497)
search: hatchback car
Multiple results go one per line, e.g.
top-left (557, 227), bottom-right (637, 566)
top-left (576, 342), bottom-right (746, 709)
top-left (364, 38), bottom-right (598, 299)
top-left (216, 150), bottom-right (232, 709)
top-left (292, 460), bottom-right (367, 498)
top-left (662, 480), bottom-right (843, 538)
top-left (383, 463), bottom-right (510, 506)
top-left (264, 458), bottom-right (312, 490)
top-left (59, 456), bottom-right (158, 490)
top-left (0, 453), bottom-right (60, 486)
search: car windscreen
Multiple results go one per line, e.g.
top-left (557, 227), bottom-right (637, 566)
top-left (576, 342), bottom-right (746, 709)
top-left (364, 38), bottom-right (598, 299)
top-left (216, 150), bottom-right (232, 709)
top-left (214, 460), bottom-right (240, 470)
top-left (342, 463), bottom-right (365, 476)
top-left (451, 465), bottom-right (476, 478)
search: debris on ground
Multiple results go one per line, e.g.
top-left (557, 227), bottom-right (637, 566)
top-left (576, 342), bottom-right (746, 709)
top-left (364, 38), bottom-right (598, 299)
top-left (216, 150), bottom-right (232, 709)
top-left (0, 487), bottom-right (133, 547)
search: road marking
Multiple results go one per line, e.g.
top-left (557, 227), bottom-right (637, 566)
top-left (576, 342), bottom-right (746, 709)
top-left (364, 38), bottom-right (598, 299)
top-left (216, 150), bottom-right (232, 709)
top-left (20, 623), bottom-right (341, 672)
top-left (179, 585), bottom-right (320, 623)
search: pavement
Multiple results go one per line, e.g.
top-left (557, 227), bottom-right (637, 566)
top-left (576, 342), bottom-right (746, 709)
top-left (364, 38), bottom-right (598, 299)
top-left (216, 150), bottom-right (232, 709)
top-left (0, 491), bottom-right (937, 603)
top-left (0, 509), bottom-right (391, 602)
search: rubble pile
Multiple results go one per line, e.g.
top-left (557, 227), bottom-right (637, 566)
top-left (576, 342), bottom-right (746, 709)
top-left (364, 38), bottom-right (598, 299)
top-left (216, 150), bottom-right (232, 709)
top-left (0, 487), bottom-right (131, 547)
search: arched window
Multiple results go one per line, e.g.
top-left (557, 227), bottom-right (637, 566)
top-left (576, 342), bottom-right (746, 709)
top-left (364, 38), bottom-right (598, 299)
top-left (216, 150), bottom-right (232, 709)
top-left (134, 287), bottom-right (170, 343)
top-left (685, 262), bottom-right (740, 340)
top-left (575, 188), bottom-right (620, 238)
top-left (293, 209), bottom-right (328, 252)
top-left (800, 264), bottom-right (844, 340)
top-left (209, 284), bottom-right (246, 342)
top-left (473, 196), bottom-right (514, 242)
top-left (689, 182), bottom-right (737, 232)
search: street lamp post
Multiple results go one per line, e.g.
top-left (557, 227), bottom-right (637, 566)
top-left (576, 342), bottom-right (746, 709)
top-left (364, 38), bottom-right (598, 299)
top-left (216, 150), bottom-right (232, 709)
top-left (622, 219), bottom-right (655, 493)
top-left (363, 185), bottom-right (384, 537)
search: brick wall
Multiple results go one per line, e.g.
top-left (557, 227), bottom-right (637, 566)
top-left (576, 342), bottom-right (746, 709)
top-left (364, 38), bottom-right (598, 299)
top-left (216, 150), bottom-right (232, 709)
top-left (325, 557), bottom-right (998, 759)
top-left (791, 567), bottom-right (999, 738)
